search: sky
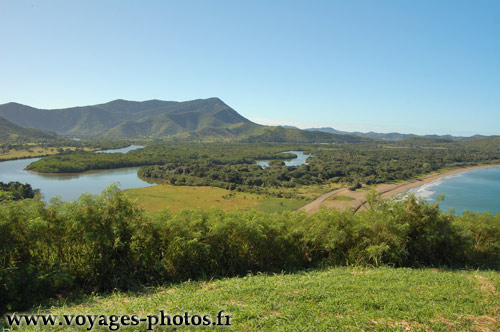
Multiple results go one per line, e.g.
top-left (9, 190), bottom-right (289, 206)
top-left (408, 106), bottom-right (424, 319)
top-left (1, 0), bottom-right (499, 136)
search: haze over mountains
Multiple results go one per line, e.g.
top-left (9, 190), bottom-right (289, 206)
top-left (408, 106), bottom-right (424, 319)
top-left (0, 98), bottom-right (495, 142)
top-left (0, 98), bottom-right (367, 143)
top-left (304, 127), bottom-right (490, 141)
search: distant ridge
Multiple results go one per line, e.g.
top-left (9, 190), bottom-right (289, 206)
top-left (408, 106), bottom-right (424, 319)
top-left (7, 98), bottom-right (480, 143)
top-left (305, 127), bottom-right (492, 141)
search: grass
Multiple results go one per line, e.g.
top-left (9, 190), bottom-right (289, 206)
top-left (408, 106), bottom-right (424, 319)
top-left (265, 183), bottom-right (342, 201)
top-left (6, 267), bottom-right (499, 331)
top-left (124, 184), bottom-right (305, 213)
top-left (326, 195), bottom-right (356, 202)
top-left (0, 147), bottom-right (95, 160)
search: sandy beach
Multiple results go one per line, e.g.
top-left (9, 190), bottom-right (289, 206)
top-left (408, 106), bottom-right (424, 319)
top-left (301, 164), bottom-right (500, 213)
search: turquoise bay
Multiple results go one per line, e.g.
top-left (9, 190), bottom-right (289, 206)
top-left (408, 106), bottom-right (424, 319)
top-left (410, 167), bottom-right (500, 215)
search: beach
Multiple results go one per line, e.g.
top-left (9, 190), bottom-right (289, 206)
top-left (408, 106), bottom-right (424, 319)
top-left (302, 164), bottom-right (500, 213)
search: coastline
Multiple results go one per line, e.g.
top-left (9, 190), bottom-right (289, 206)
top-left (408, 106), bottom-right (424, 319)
top-left (377, 164), bottom-right (500, 200)
top-left (308, 164), bottom-right (500, 213)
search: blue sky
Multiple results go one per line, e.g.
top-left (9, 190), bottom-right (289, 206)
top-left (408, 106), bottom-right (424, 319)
top-left (1, 0), bottom-right (499, 136)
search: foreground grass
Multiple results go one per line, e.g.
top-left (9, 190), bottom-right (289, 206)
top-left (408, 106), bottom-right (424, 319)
top-left (7, 267), bottom-right (500, 331)
top-left (124, 184), bottom-right (304, 213)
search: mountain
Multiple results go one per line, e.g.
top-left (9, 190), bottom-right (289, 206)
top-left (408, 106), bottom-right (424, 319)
top-left (0, 116), bottom-right (58, 141)
top-left (0, 98), bottom-right (256, 138)
top-left (306, 127), bottom-right (490, 141)
top-left (0, 98), bottom-right (376, 143)
top-left (243, 126), bottom-right (370, 143)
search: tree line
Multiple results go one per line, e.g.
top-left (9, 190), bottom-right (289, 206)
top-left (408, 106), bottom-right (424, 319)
top-left (27, 142), bottom-right (500, 195)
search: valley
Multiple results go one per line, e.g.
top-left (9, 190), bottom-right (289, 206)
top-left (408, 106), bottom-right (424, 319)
top-left (2, 98), bottom-right (500, 331)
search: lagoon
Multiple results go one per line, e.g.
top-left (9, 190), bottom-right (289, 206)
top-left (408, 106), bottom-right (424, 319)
top-left (256, 151), bottom-right (310, 168)
top-left (95, 144), bottom-right (145, 154)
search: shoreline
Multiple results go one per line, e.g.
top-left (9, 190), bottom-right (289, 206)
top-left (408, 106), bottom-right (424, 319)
top-left (308, 164), bottom-right (500, 213)
top-left (377, 164), bottom-right (500, 200)
top-left (25, 165), bottom-right (144, 177)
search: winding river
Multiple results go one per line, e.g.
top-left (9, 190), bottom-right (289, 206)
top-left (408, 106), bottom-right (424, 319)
top-left (0, 148), bottom-right (310, 202)
top-left (0, 145), bottom-right (152, 201)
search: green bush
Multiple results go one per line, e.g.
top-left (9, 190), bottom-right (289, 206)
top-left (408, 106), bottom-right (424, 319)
top-left (1, 187), bottom-right (500, 314)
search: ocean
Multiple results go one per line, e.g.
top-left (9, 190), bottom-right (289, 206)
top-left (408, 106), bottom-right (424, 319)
top-left (409, 167), bottom-right (500, 215)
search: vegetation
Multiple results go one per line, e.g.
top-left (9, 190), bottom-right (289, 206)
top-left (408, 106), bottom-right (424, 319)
top-left (0, 181), bottom-right (39, 201)
top-left (8, 267), bottom-right (499, 331)
top-left (25, 142), bottom-right (299, 173)
top-left (0, 146), bottom-right (97, 160)
top-left (326, 195), bottom-right (356, 201)
top-left (26, 140), bottom-right (500, 195)
top-left (0, 98), bottom-right (256, 138)
top-left (0, 137), bottom-right (139, 162)
top-left (0, 99), bottom-right (370, 143)
top-left (124, 184), bottom-right (304, 213)
top-left (1, 186), bottom-right (500, 314)
top-left (0, 116), bottom-right (57, 142)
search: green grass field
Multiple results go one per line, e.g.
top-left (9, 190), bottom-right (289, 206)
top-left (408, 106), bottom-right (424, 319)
top-left (124, 184), bottom-right (305, 213)
top-left (0, 146), bottom-right (95, 160)
top-left (6, 267), bottom-right (499, 331)
top-left (326, 195), bottom-right (356, 201)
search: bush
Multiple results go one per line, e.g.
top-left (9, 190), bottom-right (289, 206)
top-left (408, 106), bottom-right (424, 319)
top-left (1, 187), bottom-right (500, 313)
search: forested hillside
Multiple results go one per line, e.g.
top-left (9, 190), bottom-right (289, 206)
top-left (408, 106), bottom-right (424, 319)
top-left (0, 98), bottom-right (258, 138)
top-left (0, 116), bottom-right (58, 142)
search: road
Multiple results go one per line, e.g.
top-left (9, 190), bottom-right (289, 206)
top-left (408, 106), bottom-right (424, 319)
top-left (300, 187), bottom-right (348, 214)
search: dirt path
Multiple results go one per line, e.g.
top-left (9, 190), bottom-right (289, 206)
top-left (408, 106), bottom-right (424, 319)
top-left (300, 187), bottom-right (348, 213)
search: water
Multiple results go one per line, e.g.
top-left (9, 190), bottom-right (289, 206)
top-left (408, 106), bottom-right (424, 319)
top-left (95, 145), bottom-right (144, 153)
top-left (0, 145), bottom-right (151, 201)
top-left (256, 151), bottom-right (310, 168)
top-left (409, 167), bottom-right (500, 214)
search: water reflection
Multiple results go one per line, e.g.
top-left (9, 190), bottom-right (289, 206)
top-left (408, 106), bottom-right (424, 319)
top-left (256, 151), bottom-right (310, 168)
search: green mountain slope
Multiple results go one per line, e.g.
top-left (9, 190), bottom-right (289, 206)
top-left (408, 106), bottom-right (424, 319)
top-left (0, 115), bottom-right (58, 141)
top-left (0, 98), bottom-right (255, 138)
top-left (243, 126), bottom-right (370, 143)
top-left (0, 98), bottom-right (374, 143)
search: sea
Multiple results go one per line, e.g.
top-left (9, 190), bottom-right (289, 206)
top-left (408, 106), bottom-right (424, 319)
top-left (409, 167), bottom-right (500, 215)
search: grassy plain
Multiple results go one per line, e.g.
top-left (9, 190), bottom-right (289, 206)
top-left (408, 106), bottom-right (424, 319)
top-left (9, 267), bottom-right (500, 331)
top-left (0, 147), bottom-right (95, 160)
top-left (124, 184), bottom-right (306, 213)
top-left (326, 195), bottom-right (356, 202)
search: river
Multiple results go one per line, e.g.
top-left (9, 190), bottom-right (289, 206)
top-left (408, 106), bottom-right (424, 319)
top-left (0, 145), bottom-right (152, 201)
top-left (0, 147), bottom-right (310, 202)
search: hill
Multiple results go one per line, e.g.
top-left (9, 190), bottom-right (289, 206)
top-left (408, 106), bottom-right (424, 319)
top-left (307, 127), bottom-right (492, 141)
top-left (0, 115), bottom-right (58, 141)
top-left (0, 99), bottom-right (370, 143)
top-left (243, 126), bottom-right (369, 143)
top-left (0, 98), bottom-right (257, 138)
top-left (10, 267), bottom-right (499, 331)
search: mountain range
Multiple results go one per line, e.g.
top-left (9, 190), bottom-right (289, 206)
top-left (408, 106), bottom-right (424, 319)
top-left (0, 98), bottom-right (369, 143)
top-left (0, 98), bottom-right (495, 143)
top-left (0, 98), bottom-right (255, 138)
top-left (305, 127), bottom-right (489, 141)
